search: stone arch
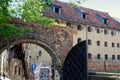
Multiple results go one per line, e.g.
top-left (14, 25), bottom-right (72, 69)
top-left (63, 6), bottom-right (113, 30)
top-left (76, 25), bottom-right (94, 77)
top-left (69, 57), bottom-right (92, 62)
top-left (0, 18), bottom-right (73, 67)
top-left (0, 39), bottom-right (61, 66)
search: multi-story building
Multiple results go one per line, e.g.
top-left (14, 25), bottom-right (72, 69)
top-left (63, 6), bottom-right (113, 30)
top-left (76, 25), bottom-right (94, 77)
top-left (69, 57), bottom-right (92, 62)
top-left (43, 0), bottom-right (120, 61)
top-left (2, 0), bottom-right (120, 79)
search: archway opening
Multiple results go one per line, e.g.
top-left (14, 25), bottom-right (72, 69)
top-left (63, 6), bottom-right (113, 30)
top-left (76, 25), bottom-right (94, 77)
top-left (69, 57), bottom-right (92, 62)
top-left (0, 40), bottom-right (61, 80)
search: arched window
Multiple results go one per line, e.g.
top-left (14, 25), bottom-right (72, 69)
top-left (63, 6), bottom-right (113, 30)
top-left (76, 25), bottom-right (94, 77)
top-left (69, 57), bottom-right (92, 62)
top-left (112, 42), bottom-right (115, 47)
top-left (39, 51), bottom-right (42, 56)
top-left (117, 55), bottom-right (120, 60)
top-left (77, 25), bottom-right (82, 30)
top-left (117, 43), bottom-right (120, 48)
top-left (88, 27), bottom-right (92, 32)
top-left (104, 42), bottom-right (108, 47)
top-left (77, 38), bottom-right (81, 43)
top-left (97, 28), bottom-right (100, 33)
top-left (111, 31), bottom-right (114, 36)
top-left (88, 53), bottom-right (92, 59)
top-left (88, 39), bottom-right (92, 45)
top-left (97, 54), bottom-right (101, 59)
top-left (97, 41), bottom-right (100, 46)
top-left (104, 30), bottom-right (108, 35)
top-left (105, 54), bottom-right (108, 60)
top-left (112, 55), bottom-right (115, 60)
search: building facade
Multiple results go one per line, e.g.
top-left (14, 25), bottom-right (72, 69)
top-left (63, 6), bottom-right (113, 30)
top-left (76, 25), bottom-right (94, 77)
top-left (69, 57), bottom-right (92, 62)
top-left (43, 0), bottom-right (120, 62)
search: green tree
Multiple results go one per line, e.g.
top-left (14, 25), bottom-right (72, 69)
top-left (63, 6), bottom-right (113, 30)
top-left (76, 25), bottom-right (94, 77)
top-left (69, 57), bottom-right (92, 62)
top-left (0, 0), bottom-right (32, 41)
top-left (0, 0), bottom-right (85, 41)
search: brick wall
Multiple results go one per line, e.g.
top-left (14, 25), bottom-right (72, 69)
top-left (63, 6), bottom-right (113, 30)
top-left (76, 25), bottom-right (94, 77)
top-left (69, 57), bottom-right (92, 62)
top-left (89, 76), bottom-right (117, 80)
top-left (88, 60), bottom-right (120, 71)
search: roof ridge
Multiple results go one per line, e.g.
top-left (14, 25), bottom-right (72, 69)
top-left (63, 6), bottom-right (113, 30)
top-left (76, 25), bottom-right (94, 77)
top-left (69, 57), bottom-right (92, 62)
top-left (55, 0), bottom-right (108, 14)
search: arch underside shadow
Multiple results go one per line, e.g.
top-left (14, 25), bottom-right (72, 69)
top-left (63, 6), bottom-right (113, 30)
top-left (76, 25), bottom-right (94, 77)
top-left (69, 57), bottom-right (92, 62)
top-left (0, 39), bottom-right (61, 67)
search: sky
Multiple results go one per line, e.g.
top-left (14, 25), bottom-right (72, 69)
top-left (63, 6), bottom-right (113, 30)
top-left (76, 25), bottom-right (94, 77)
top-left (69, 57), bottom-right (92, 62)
top-left (59, 0), bottom-right (120, 19)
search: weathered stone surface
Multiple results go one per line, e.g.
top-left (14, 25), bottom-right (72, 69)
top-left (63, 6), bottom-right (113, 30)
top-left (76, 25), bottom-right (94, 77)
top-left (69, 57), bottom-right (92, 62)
top-left (0, 18), bottom-right (73, 66)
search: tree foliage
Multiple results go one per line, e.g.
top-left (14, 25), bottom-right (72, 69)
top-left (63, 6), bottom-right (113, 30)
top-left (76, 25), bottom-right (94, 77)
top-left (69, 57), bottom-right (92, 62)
top-left (0, 0), bottom-right (32, 41)
top-left (0, 0), bottom-right (85, 41)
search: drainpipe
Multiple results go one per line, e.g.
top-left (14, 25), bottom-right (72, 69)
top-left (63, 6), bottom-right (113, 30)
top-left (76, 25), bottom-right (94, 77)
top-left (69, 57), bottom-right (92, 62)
top-left (86, 24), bottom-right (88, 80)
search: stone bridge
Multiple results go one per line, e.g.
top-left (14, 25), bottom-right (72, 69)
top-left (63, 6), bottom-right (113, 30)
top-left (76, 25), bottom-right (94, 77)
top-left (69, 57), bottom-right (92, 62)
top-left (0, 18), bottom-right (73, 67)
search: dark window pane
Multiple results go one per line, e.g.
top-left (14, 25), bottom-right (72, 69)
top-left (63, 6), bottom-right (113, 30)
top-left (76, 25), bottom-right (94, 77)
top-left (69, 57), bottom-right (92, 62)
top-left (112, 42), bottom-right (115, 47)
top-left (88, 39), bottom-right (91, 45)
top-left (112, 55), bottom-right (115, 60)
top-left (55, 7), bottom-right (60, 13)
top-left (77, 38), bottom-right (81, 43)
top-left (78, 25), bottom-right (82, 30)
top-left (97, 54), bottom-right (101, 59)
top-left (117, 55), bottom-right (120, 60)
top-left (104, 30), bottom-right (108, 35)
top-left (88, 53), bottom-right (92, 59)
top-left (83, 13), bottom-right (87, 19)
top-left (105, 54), bottom-right (108, 60)
top-left (111, 31), bottom-right (114, 36)
top-left (104, 42), bottom-right (108, 47)
top-left (66, 22), bottom-right (71, 27)
top-left (88, 27), bottom-right (92, 32)
top-left (117, 43), bottom-right (119, 48)
top-left (97, 41), bottom-right (100, 46)
top-left (97, 29), bottom-right (100, 33)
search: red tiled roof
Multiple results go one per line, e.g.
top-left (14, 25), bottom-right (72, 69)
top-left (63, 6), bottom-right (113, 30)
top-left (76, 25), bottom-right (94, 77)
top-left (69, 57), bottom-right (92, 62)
top-left (44, 1), bottom-right (120, 29)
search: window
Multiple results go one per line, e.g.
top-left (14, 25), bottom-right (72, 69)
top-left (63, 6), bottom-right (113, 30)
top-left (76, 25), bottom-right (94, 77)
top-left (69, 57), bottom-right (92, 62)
top-left (97, 29), bottom-right (100, 33)
top-left (117, 55), bottom-right (120, 60)
top-left (39, 51), bottom-right (42, 56)
top-left (88, 53), bottom-right (92, 59)
top-left (104, 18), bottom-right (108, 24)
top-left (104, 42), bottom-right (108, 47)
top-left (83, 12), bottom-right (87, 19)
top-left (52, 5), bottom-right (61, 14)
top-left (88, 39), bottom-right (91, 45)
top-left (55, 7), bottom-right (60, 13)
top-left (117, 43), bottom-right (119, 48)
top-left (97, 54), bottom-right (101, 59)
top-left (75, 8), bottom-right (87, 19)
top-left (105, 54), bottom-right (108, 60)
top-left (88, 27), bottom-right (92, 32)
top-left (112, 42), bottom-right (115, 47)
top-left (112, 55), bottom-right (115, 60)
top-left (77, 38), bottom-right (81, 43)
top-left (97, 41), bottom-right (100, 46)
top-left (104, 30), bottom-right (108, 35)
top-left (77, 25), bottom-right (82, 30)
top-left (66, 22), bottom-right (71, 27)
top-left (111, 31), bottom-right (114, 36)
top-left (55, 20), bottom-right (59, 24)
top-left (97, 14), bottom-right (108, 24)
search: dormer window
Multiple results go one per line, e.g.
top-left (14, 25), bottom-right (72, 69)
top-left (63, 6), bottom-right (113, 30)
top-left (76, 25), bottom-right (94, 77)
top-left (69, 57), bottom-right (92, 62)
top-left (75, 8), bottom-right (87, 19)
top-left (97, 14), bottom-right (108, 24)
top-left (104, 18), bottom-right (108, 24)
top-left (83, 12), bottom-right (87, 19)
top-left (52, 5), bottom-right (61, 14)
